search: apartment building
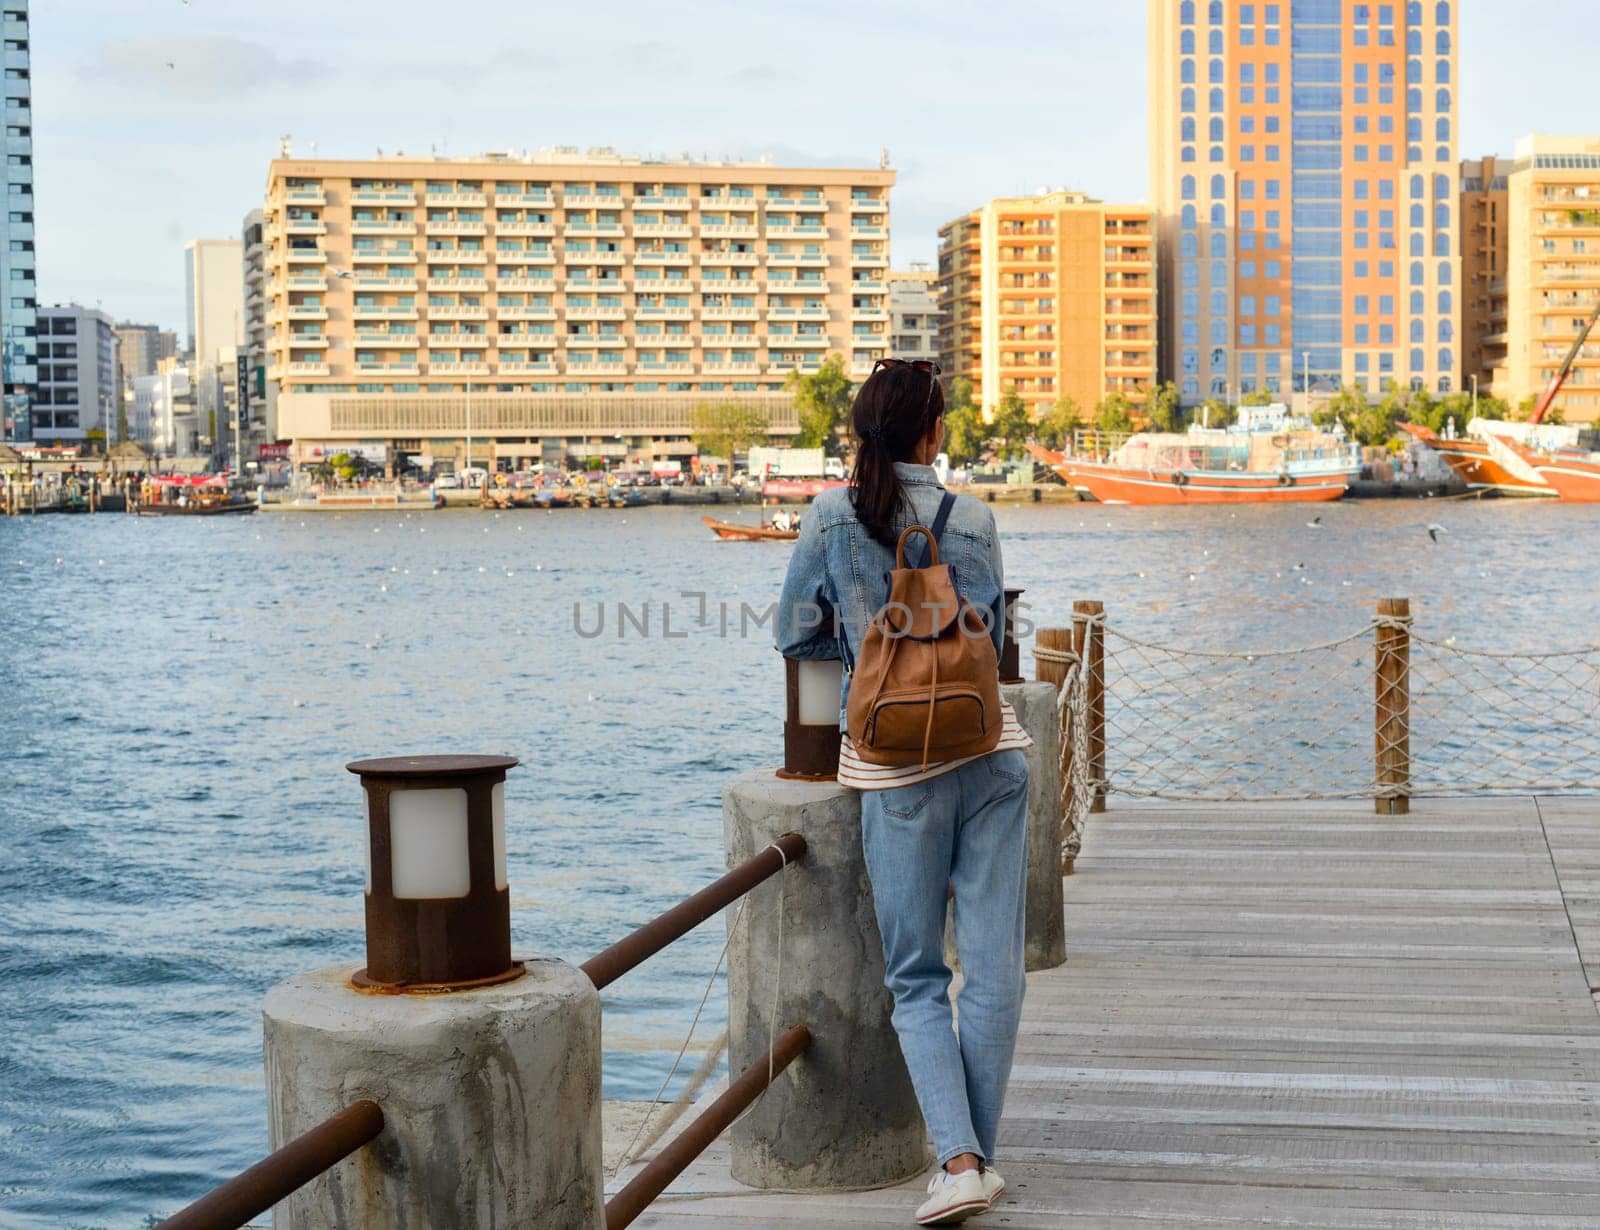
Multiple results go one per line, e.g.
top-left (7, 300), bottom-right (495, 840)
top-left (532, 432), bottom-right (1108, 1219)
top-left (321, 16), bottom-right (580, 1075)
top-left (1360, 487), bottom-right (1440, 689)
top-left (34, 304), bottom-right (117, 443)
top-left (1, 0), bottom-right (35, 441)
top-left (255, 148), bottom-right (894, 470)
top-left (887, 268), bottom-right (943, 363)
top-left (1150, 0), bottom-right (1461, 404)
top-left (1498, 135), bottom-right (1600, 422)
top-left (114, 322), bottom-right (178, 384)
top-left (936, 191), bottom-right (1156, 418)
top-left (1460, 155), bottom-right (1509, 399)
top-left (135, 359), bottom-right (198, 457)
top-left (241, 208), bottom-right (275, 451)
top-left (185, 238), bottom-right (244, 365)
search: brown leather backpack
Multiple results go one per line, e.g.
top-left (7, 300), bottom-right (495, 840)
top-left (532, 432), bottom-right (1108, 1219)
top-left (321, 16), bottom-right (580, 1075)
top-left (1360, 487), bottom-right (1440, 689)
top-left (846, 493), bottom-right (1002, 769)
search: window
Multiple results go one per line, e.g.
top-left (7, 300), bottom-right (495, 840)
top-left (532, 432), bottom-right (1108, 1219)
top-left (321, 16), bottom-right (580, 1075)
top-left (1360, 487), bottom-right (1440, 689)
top-left (1181, 29), bottom-right (1195, 54)
top-left (1181, 175), bottom-right (1196, 201)
top-left (1181, 87), bottom-right (1195, 112)
top-left (1210, 174), bottom-right (1227, 199)
top-left (1181, 59), bottom-right (1195, 84)
top-left (1210, 233), bottom-right (1228, 258)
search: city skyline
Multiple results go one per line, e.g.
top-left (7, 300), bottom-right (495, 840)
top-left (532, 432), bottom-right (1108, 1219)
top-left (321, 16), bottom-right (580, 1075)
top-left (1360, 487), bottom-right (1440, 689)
top-left (29, 0), bottom-right (1600, 332)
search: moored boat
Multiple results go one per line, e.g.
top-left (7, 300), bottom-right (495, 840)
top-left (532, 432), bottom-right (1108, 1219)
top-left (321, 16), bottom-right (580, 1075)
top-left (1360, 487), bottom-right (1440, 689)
top-left (702, 515), bottom-right (798, 541)
top-left (136, 475), bottom-right (258, 515)
top-left (1028, 404), bottom-right (1360, 506)
top-left (1487, 428), bottom-right (1600, 502)
top-left (760, 477), bottom-right (847, 503)
top-left (1397, 422), bottom-right (1554, 498)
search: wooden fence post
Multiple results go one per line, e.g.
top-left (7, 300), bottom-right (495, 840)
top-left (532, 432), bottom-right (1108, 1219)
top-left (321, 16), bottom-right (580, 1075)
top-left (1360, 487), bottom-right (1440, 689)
top-left (1076, 600), bottom-right (1107, 815)
top-left (1374, 597), bottom-right (1411, 816)
top-left (1035, 623), bottom-right (1078, 872)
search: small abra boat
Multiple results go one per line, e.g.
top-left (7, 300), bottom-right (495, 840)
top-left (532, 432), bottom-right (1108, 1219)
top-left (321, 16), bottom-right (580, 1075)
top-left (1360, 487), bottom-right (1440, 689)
top-left (136, 475), bottom-right (258, 516)
top-left (1030, 404), bottom-right (1360, 506)
top-left (1397, 422), bottom-right (1554, 498)
top-left (703, 516), bottom-right (798, 541)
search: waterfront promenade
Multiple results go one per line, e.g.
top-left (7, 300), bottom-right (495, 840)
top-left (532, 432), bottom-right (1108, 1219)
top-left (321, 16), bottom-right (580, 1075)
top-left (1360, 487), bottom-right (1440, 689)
top-left (622, 797), bottom-right (1600, 1226)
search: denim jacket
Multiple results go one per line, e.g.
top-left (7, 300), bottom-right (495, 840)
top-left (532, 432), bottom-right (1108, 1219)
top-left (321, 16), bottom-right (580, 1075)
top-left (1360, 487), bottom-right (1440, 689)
top-left (774, 463), bottom-right (1005, 725)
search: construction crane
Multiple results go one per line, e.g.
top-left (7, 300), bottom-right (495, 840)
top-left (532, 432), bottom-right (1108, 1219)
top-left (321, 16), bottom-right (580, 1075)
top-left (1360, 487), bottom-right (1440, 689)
top-left (1530, 297), bottom-right (1600, 425)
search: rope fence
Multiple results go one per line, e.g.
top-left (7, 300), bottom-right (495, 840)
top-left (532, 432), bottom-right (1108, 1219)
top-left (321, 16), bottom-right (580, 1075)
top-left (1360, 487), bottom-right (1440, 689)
top-left (1034, 598), bottom-right (1600, 854)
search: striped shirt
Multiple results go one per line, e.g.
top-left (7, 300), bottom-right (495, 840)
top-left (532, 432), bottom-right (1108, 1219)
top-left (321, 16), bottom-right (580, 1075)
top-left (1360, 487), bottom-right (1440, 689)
top-left (836, 699), bottom-right (1033, 792)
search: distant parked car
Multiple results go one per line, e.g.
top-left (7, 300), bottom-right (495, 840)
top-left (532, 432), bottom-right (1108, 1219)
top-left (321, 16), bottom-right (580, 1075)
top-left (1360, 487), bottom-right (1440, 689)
top-left (434, 474), bottom-right (461, 490)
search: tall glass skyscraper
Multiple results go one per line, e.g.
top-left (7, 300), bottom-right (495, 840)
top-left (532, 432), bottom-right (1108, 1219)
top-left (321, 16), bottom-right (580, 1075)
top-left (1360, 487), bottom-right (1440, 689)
top-left (1150, 0), bottom-right (1461, 406)
top-left (0, 0), bottom-right (33, 442)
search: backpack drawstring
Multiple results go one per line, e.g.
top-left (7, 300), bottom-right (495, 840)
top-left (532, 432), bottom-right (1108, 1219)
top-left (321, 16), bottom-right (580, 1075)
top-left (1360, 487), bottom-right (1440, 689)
top-left (920, 639), bottom-right (939, 771)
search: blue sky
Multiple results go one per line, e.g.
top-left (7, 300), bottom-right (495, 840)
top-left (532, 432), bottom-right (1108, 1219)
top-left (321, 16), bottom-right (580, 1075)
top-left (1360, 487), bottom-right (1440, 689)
top-left (31, 0), bottom-right (1599, 331)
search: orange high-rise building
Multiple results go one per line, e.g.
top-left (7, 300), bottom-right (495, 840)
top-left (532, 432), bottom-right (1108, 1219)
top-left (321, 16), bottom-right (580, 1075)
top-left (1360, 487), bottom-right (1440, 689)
top-left (1150, 0), bottom-right (1461, 405)
top-left (935, 192), bottom-right (1156, 419)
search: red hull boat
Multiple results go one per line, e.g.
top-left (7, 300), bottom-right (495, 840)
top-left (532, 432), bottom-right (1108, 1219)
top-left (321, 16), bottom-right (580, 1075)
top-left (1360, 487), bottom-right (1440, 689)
top-left (1397, 424), bottom-right (1553, 498)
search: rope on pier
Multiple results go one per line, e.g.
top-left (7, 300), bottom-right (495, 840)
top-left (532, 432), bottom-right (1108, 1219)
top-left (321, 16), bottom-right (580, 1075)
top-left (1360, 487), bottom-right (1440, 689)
top-left (607, 841), bottom-right (792, 1179)
top-left (1035, 614), bottom-right (1600, 818)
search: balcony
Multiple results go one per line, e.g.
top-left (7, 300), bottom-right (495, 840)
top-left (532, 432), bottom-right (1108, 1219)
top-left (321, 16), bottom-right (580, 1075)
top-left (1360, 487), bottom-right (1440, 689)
top-left (766, 224), bottom-right (827, 239)
top-left (499, 360), bottom-right (558, 375)
top-left (702, 223), bottom-right (760, 238)
top-left (851, 226), bottom-right (887, 238)
top-left (424, 219), bottom-right (489, 236)
top-left (850, 252), bottom-right (889, 267)
top-left (287, 334), bottom-right (330, 349)
top-left (850, 279), bottom-right (885, 292)
top-left (564, 223), bottom-right (626, 238)
top-left (429, 306), bottom-right (490, 320)
top-left (566, 360), bottom-right (629, 374)
top-left (636, 223), bottom-right (695, 238)
top-left (768, 253), bottom-right (829, 267)
top-left (355, 361), bottom-right (422, 374)
top-left (285, 248), bottom-right (328, 264)
top-left (701, 278), bottom-right (761, 293)
top-left (285, 219), bottom-right (327, 235)
top-left (565, 277), bottom-right (629, 292)
top-left (495, 249), bottom-right (557, 265)
top-left (427, 249), bottom-right (489, 265)
top-left (702, 251), bottom-right (761, 267)
top-left (849, 198), bottom-right (884, 213)
top-left (635, 251), bottom-right (695, 266)
top-left (288, 274), bottom-right (329, 290)
top-left (497, 275), bottom-right (556, 291)
top-left (352, 248), bottom-right (418, 264)
top-left (768, 306), bottom-right (829, 321)
top-left (355, 275), bottom-right (419, 291)
top-left (494, 190), bottom-right (554, 206)
top-left (496, 306), bottom-right (557, 321)
top-left (639, 361), bottom-right (694, 373)
top-left (348, 222), bottom-right (418, 243)
top-left (355, 332), bottom-right (420, 348)
top-left (566, 335), bottom-right (628, 349)
top-left (288, 305), bottom-right (329, 320)
top-left (563, 193), bottom-right (626, 209)
top-left (286, 362), bottom-right (331, 377)
top-left (428, 277), bottom-right (489, 291)
top-left (774, 335), bottom-right (832, 349)
top-left (704, 361), bottom-right (763, 374)
top-left (496, 221), bottom-right (556, 237)
top-left (566, 250), bottom-right (627, 266)
top-left (634, 277), bottom-right (692, 292)
top-left (701, 305), bottom-right (761, 320)
top-left (635, 194), bottom-right (692, 209)
top-left (285, 187), bottom-right (327, 206)
top-left (519, 333), bottom-right (560, 347)
top-left (425, 190), bottom-right (488, 207)
top-left (566, 306), bottom-right (628, 320)
top-left (352, 305), bottom-right (419, 320)
top-left (428, 361), bottom-right (492, 375)
top-left (636, 305), bottom-right (694, 320)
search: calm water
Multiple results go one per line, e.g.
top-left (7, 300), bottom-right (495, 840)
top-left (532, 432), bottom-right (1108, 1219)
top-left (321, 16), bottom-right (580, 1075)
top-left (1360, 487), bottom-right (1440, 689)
top-left (2, 497), bottom-right (1598, 1227)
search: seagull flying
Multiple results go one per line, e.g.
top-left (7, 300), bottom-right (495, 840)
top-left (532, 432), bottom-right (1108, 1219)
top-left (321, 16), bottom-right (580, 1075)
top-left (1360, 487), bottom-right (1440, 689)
top-left (1427, 524), bottom-right (1446, 543)
top-left (1306, 515), bottom-right (1323, 528)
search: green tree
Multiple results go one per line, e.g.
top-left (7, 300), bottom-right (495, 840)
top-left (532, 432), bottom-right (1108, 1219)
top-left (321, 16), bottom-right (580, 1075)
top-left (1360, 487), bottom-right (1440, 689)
top-left (1513, 393), bottom-right (1541, 421)
top-left (1146, 381), bottom-right (1185, 432)
top-left (988, 388), bottom-right (1033, 459)
top-left (1317, 385), bottom-right (1369, 432)
top-left (1036, 395), bottom-right (1082, 450)
top-left (329, 451), bottom-right (359, 482)
top-left (1093, 392), bottom-right (1136, 435)
top-left (690, 399), bottom-right (770, 467)
top-left (1240, 388), bottom-right (1275, 407)
top-left (785, 354), bottom-right (853, 455)
top-left (1475, 394), bottom-right (1511, 421)
top-left (942, 377), bottom-right (985, 465)
top-left (1196, 397), bottom-right (1236, 429)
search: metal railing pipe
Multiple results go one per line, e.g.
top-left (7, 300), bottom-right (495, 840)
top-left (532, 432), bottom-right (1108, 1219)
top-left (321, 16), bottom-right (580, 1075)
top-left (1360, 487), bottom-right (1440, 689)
top-left (155, 1100), bottom-right (384, 1230)
top-left (604, 1024), bottom-right (812, 1229)
top-left (581, 830), bottom-right (806, 990)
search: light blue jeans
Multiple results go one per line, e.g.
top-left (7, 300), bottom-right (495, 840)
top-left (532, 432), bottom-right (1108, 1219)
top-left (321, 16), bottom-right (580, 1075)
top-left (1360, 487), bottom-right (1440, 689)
top-left (860, 749), bottom-right (1029, 1167)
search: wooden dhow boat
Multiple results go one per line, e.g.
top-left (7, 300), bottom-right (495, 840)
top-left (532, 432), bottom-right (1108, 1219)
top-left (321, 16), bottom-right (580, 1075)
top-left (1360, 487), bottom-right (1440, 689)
top-left (136, 475), bottom-right (258, 516)
top-left (1396, 422), bottom-right (1554, 498)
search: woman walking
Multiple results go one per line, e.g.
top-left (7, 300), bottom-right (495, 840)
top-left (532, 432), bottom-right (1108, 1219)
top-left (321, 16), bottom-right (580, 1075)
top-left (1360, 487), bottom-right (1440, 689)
top-left (777, 359), bottom-right (1030, 1225)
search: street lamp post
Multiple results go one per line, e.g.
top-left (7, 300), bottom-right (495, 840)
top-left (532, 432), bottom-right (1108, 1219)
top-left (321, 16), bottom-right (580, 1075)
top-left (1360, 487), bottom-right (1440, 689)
top-left (1471, 373), bottom-right (1479, 420)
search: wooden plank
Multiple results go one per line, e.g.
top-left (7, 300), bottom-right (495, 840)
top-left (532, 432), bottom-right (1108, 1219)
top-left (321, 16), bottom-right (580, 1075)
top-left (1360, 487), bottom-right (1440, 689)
top-left (624, 798), bottom-right (1600, 1225)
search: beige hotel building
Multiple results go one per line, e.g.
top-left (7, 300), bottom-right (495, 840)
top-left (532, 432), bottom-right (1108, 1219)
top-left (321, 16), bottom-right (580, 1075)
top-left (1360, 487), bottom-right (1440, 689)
top-left (256, 148), bottom-right (894, 470)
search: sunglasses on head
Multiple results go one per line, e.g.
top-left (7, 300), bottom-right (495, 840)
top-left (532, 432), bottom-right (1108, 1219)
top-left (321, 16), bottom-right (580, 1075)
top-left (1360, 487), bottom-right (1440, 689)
top-left (871, 357), bottom-right (944, 418)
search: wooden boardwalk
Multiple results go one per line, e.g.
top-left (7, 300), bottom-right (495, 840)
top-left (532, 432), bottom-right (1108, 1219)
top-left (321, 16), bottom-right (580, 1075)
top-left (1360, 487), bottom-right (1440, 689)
top-left (623, 798), bottom-right (1600, 1227)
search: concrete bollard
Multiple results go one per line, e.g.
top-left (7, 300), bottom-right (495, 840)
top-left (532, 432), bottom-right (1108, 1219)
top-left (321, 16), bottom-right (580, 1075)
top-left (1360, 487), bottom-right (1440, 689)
top-left (263, 958), bottom-right (604, 1228)
top-left (723, 770), bottom-right (928, 1189)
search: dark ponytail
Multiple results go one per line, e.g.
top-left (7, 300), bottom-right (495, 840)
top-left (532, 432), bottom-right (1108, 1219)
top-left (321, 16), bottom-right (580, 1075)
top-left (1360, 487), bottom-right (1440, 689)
top-left (849, 363), bottom-right (945, 550)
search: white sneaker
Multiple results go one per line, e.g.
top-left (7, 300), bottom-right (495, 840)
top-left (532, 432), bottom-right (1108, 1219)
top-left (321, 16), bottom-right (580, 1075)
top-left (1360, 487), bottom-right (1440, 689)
top-left (915, 1168), bottom-right (990, 1226)
top-left (980, 1166), bottom-right (1006, 1209)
